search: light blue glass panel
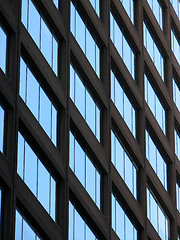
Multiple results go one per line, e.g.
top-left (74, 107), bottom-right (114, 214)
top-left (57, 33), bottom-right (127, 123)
top-left (75, 74), bottom-right (85, 118)
top-left (96, 170), bottom-right (101, 208)
top-left (25, 142), bottom-right (37, 196)
top-left (41, 19), bottom-right (52, 67)
top-left (23, 219), bottom-right (36, 240)
top-left (150, 191), bottom-right (158, 230)
top-left (123, 33), bottom-right (131, 74)
top-left (86, 89), bottom-right (95, 135)
top-left (52, 105), bottom-right (57, 145)
top-left (116, 135), bottom-right (124, 178)
top-left (0, 26), bottom-right (7, 73)
top-left (19, 58), bottom-right (27, 102)
top-left (70, 65), bottom-right (75, 101)
top-left (89, 0), bottom-right (100, 16)
top-left (26, 68), bottom-right (39, 119)
top-left (75, 140), bottom-right (85, 186)
top-left (69, 132), bottom-right (75, 171)
top-left (38, 160), bottom-right (50, 214)
top-left (69, 202), bottom-right (74, 240)
top-left (86, 155), bottom-right (95, 203)
top-left (86, 29), bottom-right (96, 71)
top-left (126, 214), bottom-right (134, 240)
top-left (17, 132), bottom-right (24, 178)
top-left (111, 70), bottom-right (115, 102)
top-left (0, 106), bottom-right (4, 153)
top-left (148, 133), bottom-right (156, 173)
top-left (124, 94), bottom-right (132, 132)
top-left (50, 176), bottom-right (56, 220)
top-left (114, 17), bottom-right (123, 58)
top-left (53, 37), bottom-right (58, 75)
top-left (125, 154), bottom-right (133, 194)
top-left (53, 0), bottom-right (58, 8)
top-left (115, 76), bottom-right (123, 115)
top-left (21, 0), bottom-right (28, 28)
top-left (171, 0), bottom-right (180, 19)
top-left (70, 2), bottom-right (76, 35)
top-left (171, 29), bottom-right (180, 64)
top-left (147, 0), bottom-right (163, 28)
top-left (15, 211), bottom-right (22, 240)
top-left (74, 207), bottom-right (85, 240)
top-left (112, 194), bottom-right (116, 230)
top-left (28, 0), bottom-right (40, 47)
top-left (116, 199), bottom-right (124, 239)
top-left (76, 11), bottom-right (85, 53)
top-left (121, 0), bottom-right (134, 23)
top-left (158, 205), bottom-right (166, 240)
top-left (95, 106), bottom-right (100, 141)
top-left (40, 88), bottom-right (51, 139)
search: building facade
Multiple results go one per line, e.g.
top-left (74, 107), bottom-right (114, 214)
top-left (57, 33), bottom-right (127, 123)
top-left (0, 0), bottom-right (180, 239)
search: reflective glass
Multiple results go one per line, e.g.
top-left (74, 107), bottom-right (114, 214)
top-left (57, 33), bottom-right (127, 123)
top-left (175, 128), bottom-right (180, 160)
top-left (171, 29), bottom-right (180, 65)
top-left (147, 0), bottom-right (163, 28)
top-left (0, 189), bottom-right (2, 236)
top-left (69, 132), bottom-right (101, 208)
top-left (112, 193), bottom-right (137, 240)
top-left (70, 2), bottom-right (100, 78)
top-left (111, 70), bottom-right (136, 137)
top-left (17, 132), bottom-right (56, 220)
top-left (69, 202), bottom-right (98, 240)
top-left (120, 0), bottom-right (134, 23)
top-left (147, 187), bottom-right (169, 240)
top-left (111, 130), bottom-right (137, 198)
top-left (170, 0), bottom-right (180, 19)
top-left (143, 22), bottom-right (164, 81)
top-left (53, 0), bottom-right (58, 8)
top-left (145, 74), bottom-right (166, 134)
top-left (15, 210), bottom-right (41, 240)
top-left (0, 106), bottom-right (4, 153)
top-left (176, 181), bottom-right (180, 212)
top-left (20, 58), bottom-right (57, 146)
top-left (89, 0), bottom-right (100, 16)
top-left (110, 13), bottom-right (135, 79)
top-left (0, 25), bottom-right (7, 73)
top-left (146, 130), bottom-right (167, 190)
top-left (70, 65), bottom-right (101, 141)
top-left (21, 0), bottom-right (58, 75)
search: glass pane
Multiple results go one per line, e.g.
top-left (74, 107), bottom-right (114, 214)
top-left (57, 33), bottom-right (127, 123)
top-left (86, 155), bottom-right (95, 202)
top-left (115, 78), bottom-right (123, 115)
top-left (76, 12), bottom-right (85, 53)
top-left (15, 211), bottom-right (22, 240)
top-left (17, 132), bottom-right (24, 179)
top-left (116, 200), bottom-right (124, 239)
top-left (52, 37), bottom-right (58, 75)
top-left (86, 29), bottom-right (95, 71)
top-left (96, 170), bottom-right (101, 208)
top-left (51, 105), bottom-right (57, 145)
top-left (123, 37), bottom-right (131, 74)
top-left (86, 89), bottom-right (95, 135)
top-left (75, 74), bottom-right (85, 117)
top-left (74, 209), bottom-right (85, 240)
top-left (21, 0), bottom-right (28, 28)
top-left (70, 2), bottom-right (76, 35)
top-left (19, 58), bottom-right (27, 101)
top-left (125, 154), bottom-right (133, 193)
top-left (50, 176), bottom-right (56, 220)
top-left (23, 218), bottom-right (35, 240)
top-left (0, 106), bottom-right (4, 153)
top-left (116, 138), bottom-right (124, 178)
top-left (29, 0), bottom-right (40, 47)
top-left (0, 26), bottom-right (7, 73)
top-left (126, 215), bottom-right (134, 240)
top-left (124, 94), bottom-right (132, 131)
top-left (69, 132), bottom-right (75, 171)
top-left (95, 105), bottom-right (100, 141)
top-left (69, 202), bottom-right (74, 240)
top-left (75, 140), bottom-right (85, 186)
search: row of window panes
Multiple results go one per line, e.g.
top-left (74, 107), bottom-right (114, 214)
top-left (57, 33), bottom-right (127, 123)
top-left (89, 0), bottom-right (100, 17)
top-left (111, 130), bottom-right (137, 198)
top-left (146, 0), bottom-right (163, 29)
top-left (120, 0), bottom-right (134, 23)
top-left (17, 132), bottom-right (56, 221)
top-left (171, 29), bottom-right (180, 65)
top-left (21, 0), bottom-right (58, 75)
top-left (170, 0), bottom-right (180, 19)
top-left (70, 65), bottom-right (101, 141)
top-left (173, 77), bottom-right (180, 112)
top-left (69, 201), bottom-right (98, 240)
top-left (144, 74), bottom-right (166, 134)
top-left (146, 130), bottom-right (167, 190)
top-left (111, 70), bottom-right (136, 137)
top-left (15, 210), bottom-right (41, 240)
top-left (110, 13), bottom-right (135, 80)
top-left (147, 187), bottom-right (169, 240)
top-left (0, 25), bottom-right (7, 74)
top-left (69, 132), bottom-right (101, 208)
top-left (112, 193), bottom-right (137, 240)
top-left (175, 128), bottom-right (180, 160)
top-left (143, 22), bottom-right (164, 81)
top-left (20, 58), bottom-right (57, 146)
top-left (0, 105), bottom-right (4, 154)
top-left (70, 2), bottom-right (100, 78)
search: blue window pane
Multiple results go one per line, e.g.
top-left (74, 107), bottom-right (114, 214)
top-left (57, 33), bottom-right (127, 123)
top-left (116, 138), bottom-right (124, 178)
top-left (53, 0), bottom-right (58, 8)
top-left (150, 192), bottom-right (158, 230)
top-left (0, 26), bottom-right (7, 73)
top-left (171, 29), bottom-right (180, 64)
top-left (116, 200), bottom-right (124, 239)
top-left (171, 0), bottom-right (180, 19)
top-left (76, 12), bottom-right (85, 53)
top-left (70, 3), bottom-right (75, 35)
top-left (121, 0), bottom-right (134, 23)
top-left (89, 0), bottom-right (100, 16)
top-left (147, 0), bottom-right (163, 28)
top-left (111, 70), bottom-right (115, 102)
top-left (41, 19), bottom-right (52, 67)
top-left (86, 30), bottom-right (96, 71)
top-left (96, 170), bottom-right (101, 208)
top-left (123, 36), bottom-right (131, 74)
top-left (126, 215), bottom-right (134, 240)
top-left (75, 74), bottom-right (85, 117)
top-left (115, 77), bottom-right (123, 115)
top-left (86, 90), bottom-right (95, 134)
top-left (69, 202), bottom-right (74, 240)
top-left (112, 194), bottom-right (116, 230)
top-left (21, 0), bottom-right (28, 28)
top-left (15, 211), bottom-right (22, 240)
top-left (95, 106), bottom-right (100, 141)
top-left (75, 208), bottom-right (85, 240)
top-left (50, 176), bottom-right (56, 220)
top-left (23, 219), bottom-right (36, 240)
top-left (17, 132), bottom-right (24, 178)
top-left (70, 65), bottom-right (75, 101)
top-left (51, 105), bottom-right (57, 145)
top-left (86, 155), bottom-right (95, 203)
top-left (75, 140), bottom-right (85, 186)
top-left (0, 106), bottom-right (4, 153)
top-left (125, 154), bottom-right (133, 193)
top-left (19, 58), bottom-right (27, 102)
top-left (69, 132), bottom-right (75, 171)
top-left (53, 37), bottom-right (58, 75)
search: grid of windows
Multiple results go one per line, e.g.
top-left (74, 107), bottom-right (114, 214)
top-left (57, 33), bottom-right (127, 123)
top-left (144, 74), bottom-right (166, 134)
top-left (69, 131), bottom-right (101, 208)
top-left (171, 28), bottom-right (180, 64)
top-left (110, 13), bottom-right (135, 80)
top-left (21, 0), bottom-right (58, 75)
top-left (111, 130), bottom-right (137, 198)
top-left (147, 187), bottom-right (169, 240)
top-left (69, 201), bottom-right (98, 240)
top-left (0, 25), bottom-right (7, 74)
top-left (146, 0), bottom-right (163, 29)
top-left (70, 1), bottom-right (100, 78)
top-left (70, 65), bottom-right (101, 141)
top-left (173, 77), bottom-right (180, 111)
top-left (170, 0), bottom-right (180, 19)
top-left (143, 21), bottom-right (164, 81)
top-left (146, 130), bottom-right (167, 190)
top-left (0, 105), bottom-right (4, 154)
top-left (112, 193), bottom-right (137, 240)
top-left (15, 210), bottom-right (41, 240)
top-left (17, 132), bottom-right (56, 221)
top-left (20, 57), bottom-right (57, 146)
top-left (111, 70), bottom-right (136, 137)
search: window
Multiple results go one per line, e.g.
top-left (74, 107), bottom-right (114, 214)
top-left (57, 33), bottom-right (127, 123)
top-left (112, 193), bottom-right (137, 240)
top-left (147, 187), bottom-right (169, 240)
top-left (171, 28), bottom-right (180, 65)
top-left (146, 0), bottom-right (163, 29)
top-left (146, 130), bottom-right (167, 190)
top-left (145, 74), bottom-right (166, 134)
top-left (0, 189), bottom-right (2, 237)
top-left (143, 21), bottom-right (164, 81)
top-left (111, 70), bottom-right (136, 137)
top-left (69, 201), bottom-right (99, 240)
top-left (174, 128), bottom-right (180, 161)
top-left (15, 210), bottom-right (41, 240)
top-left (120, 0), bottom-right (134, 23)
top-left (110, 13), bottom-right (135, 80)
top-left (53, 0), bottom-right (58, 8)
top-left (111, 130), bottom-right (137, 198)
top-left (69, 131), bottom-right (101, 208)
top-left (0, 105), bottom-right (5, 154)
top-left (17, 132), bottom-right (56, 221)
top-left (170, 0), bottom-right (180, 19)
top-left (19, 57), bottom-right (57, 146)
top-left (21, 0), bottom-right (58, 75)
top-left (173, 77), bottom-right (180, 112)
top-left (0, 25), bottom-right (7, 74)
top-left (70, 1), bottom-right (100, 78)
top-left (70, 65), bottom-right (101, 141)
top-left (176, 180), bottom-right (180, 212)
top-left (89, 0), bottom-right (100, 17)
